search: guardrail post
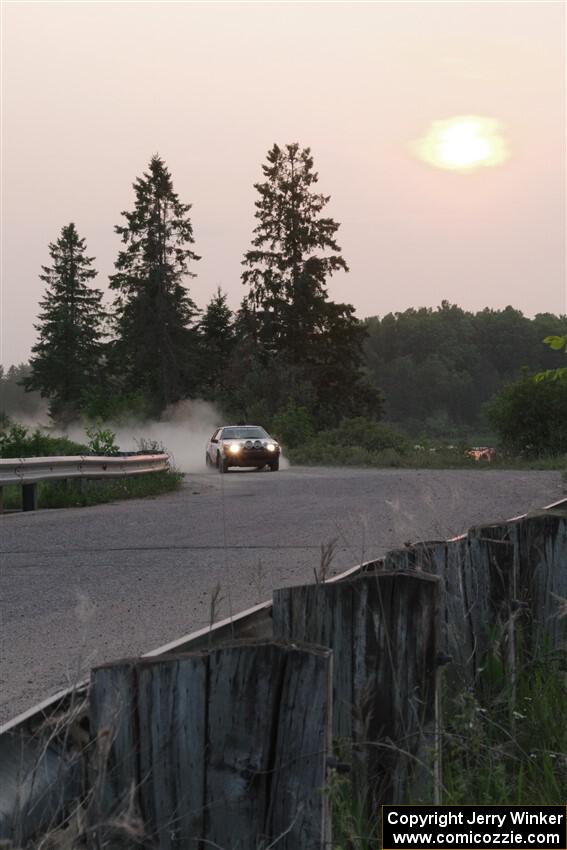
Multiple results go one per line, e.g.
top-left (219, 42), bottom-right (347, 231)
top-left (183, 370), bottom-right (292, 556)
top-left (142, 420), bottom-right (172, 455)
top-left (22, 483), bottom-right (37, 512)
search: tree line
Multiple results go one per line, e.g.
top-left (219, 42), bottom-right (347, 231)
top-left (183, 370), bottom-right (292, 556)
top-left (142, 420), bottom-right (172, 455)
top-left (5, 145), bottom-right (567, 452)
top-left (21, 147), bottom-right (379, 427)
top-left (365, 303), bottom-right (567, 435)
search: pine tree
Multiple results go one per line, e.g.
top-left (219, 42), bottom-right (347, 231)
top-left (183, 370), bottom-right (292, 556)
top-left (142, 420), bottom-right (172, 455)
top-left (26, 223), bottom-right (104, 422)
top-left (199, 287), bottom-right (235, 400)
top-left (241, 143), bottom-right (379, 422)
top-left (242, 143), bottom-right (349, 362)
top-left (200, 288), bottom-right (234, 359)
top-left (110, 155), bottom-right (200, 413)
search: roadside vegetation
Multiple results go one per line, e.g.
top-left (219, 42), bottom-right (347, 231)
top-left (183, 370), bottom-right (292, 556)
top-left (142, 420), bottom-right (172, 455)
top-left (288, 440), bottom-right (566, 472)
top-left (0, 420), bottom-right (87, 458)
top-left (0, 469), bottom-right (183, 511)
top-left (442, 653), bottom-right (567, 805)
top-left (327, 652), bottom-right (567, 850)
top-left (269, 412), bottom-right (566, 473)
top-left (0, 420), bottom-right (183, 511)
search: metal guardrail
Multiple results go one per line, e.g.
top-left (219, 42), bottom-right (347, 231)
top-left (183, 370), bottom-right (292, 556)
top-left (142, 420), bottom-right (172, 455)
top-left (0, 453), bottom-right (169, 510)
top-left (0, 453), bottom-right (170, 486)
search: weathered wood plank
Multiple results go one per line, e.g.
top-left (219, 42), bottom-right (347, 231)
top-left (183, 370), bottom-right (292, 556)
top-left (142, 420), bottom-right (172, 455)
top-left (375, 512), bottom-right (565, 685)
top-left (462, 511), bottom-right (566, 675)
top-left (89, 642), bottom-right (332, 849)
top-left (205, 641), bottom-right (331, 850)
top-left (465, 521), bottom-right (514, 677)
top-left (355, 573), bottom-right (440, 806)
top-left (264, 643), bottom-right (333, 849)
top-left (273, 572), bottom-right (441, 808)
top-left (444, 536), bottom-right (474, 681)
top-left (374, 538), bottom-right (476, 682)
top-left (89, 661), bottom-right (139, 848)
top-left (513, 510), bottom-right (567, 653)
top-left (137, 655), bottom-right (207, 849)
top-left (205, 642), bottom-right (282, 847)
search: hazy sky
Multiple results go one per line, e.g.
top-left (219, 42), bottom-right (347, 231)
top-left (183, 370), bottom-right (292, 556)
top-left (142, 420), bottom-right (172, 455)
top-left (2, 1), bottom-right (566, 365)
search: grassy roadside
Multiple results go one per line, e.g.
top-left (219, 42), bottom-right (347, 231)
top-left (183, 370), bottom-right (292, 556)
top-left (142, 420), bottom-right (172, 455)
top-left (276, 416), bottom-right (566, 473)
top-left (326, 652), bottom-right (567, 850)
top-left (1, 469), bottom-right (184, 511)
top-left (442, 654), bottom-right (567, 805)
top-left (287, 443), bottom-right (567, 473)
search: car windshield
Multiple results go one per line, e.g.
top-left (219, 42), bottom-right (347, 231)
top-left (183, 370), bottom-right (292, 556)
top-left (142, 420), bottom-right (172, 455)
top-left (222, 427), bottom-right (268, 440)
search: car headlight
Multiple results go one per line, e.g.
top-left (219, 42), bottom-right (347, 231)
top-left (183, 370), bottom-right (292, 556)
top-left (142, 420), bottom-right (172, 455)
top-left (266, 443), bottom-right (276, 452)
top-left (229, 444), bottom-right (241, 454)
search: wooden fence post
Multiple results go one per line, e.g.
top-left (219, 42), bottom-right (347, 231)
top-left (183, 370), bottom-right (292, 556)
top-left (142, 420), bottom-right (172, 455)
top-left (512, 509), bottom-right (567, 654)
top-left (136, 654), bottom-right (207, 849)
top-left (89, 661), bottom-right (139, 848)
top-left (273, 572), bottom-right (441, 811)
top-left (376, 507), bottom-right (567, 688)
top-left (462, 508), bottom-right (566, 680)
top-left (90, 641), bottom-right (332, 850)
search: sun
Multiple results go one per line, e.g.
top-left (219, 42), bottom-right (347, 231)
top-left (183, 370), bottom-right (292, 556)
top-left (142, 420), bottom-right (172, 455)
top-left (413, 116), bottom-right (509, 172)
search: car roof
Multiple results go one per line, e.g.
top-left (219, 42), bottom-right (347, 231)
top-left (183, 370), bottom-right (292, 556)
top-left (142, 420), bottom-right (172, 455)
top-left (220, 424), bottom-right (264, 429)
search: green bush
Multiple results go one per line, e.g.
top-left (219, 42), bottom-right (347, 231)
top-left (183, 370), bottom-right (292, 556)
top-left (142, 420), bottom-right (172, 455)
top-left (320, 417), bottom-right (410, 454)
top-left (287, 418), bottom-right (410, 467)
top-left (85, 423), bottom-right (119, 455)
top-left (488, 373), bottom-right (567, 456)
top-left (0, 423), bottom-right (87, 458)
top-left (271, 403), bottom-right (315, 448)
top-left (373, 447), bottom-right (404, 467)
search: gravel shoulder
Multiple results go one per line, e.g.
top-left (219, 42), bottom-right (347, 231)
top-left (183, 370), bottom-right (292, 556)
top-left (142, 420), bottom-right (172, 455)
top-left (1, 466), bottom-right (564, 723)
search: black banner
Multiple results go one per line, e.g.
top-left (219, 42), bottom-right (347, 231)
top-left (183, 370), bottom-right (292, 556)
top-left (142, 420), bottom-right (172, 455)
top-left (382, 806), bottom-right (567, 850)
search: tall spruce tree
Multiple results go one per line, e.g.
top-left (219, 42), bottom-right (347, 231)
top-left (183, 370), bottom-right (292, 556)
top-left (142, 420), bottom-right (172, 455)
top-left (26, 223), bottom-right (104, 422)
top-left (199, 287), bottom-right (235, 400)
top-left (110, 155), bottom-right (200, 413)
top-left (241, 143), bottom-right (380, 421)
top-left (242, 143), bottom-right (349, 361)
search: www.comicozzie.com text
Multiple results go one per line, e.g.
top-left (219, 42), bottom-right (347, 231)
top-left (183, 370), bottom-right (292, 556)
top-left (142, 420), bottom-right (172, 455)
top-left (384, 807), bottom-right (566, 848)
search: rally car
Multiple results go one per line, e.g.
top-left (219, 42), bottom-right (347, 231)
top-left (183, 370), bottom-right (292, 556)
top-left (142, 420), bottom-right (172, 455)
top-left (206, 425), bottom-right (281, 473)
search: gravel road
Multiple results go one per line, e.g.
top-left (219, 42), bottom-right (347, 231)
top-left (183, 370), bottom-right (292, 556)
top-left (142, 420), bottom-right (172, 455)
top-left (1, 466), bottom-right (564, 724)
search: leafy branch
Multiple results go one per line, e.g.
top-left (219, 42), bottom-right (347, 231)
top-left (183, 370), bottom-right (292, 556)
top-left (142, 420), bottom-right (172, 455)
top-left (533, 336), bottom-right (567, 383)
